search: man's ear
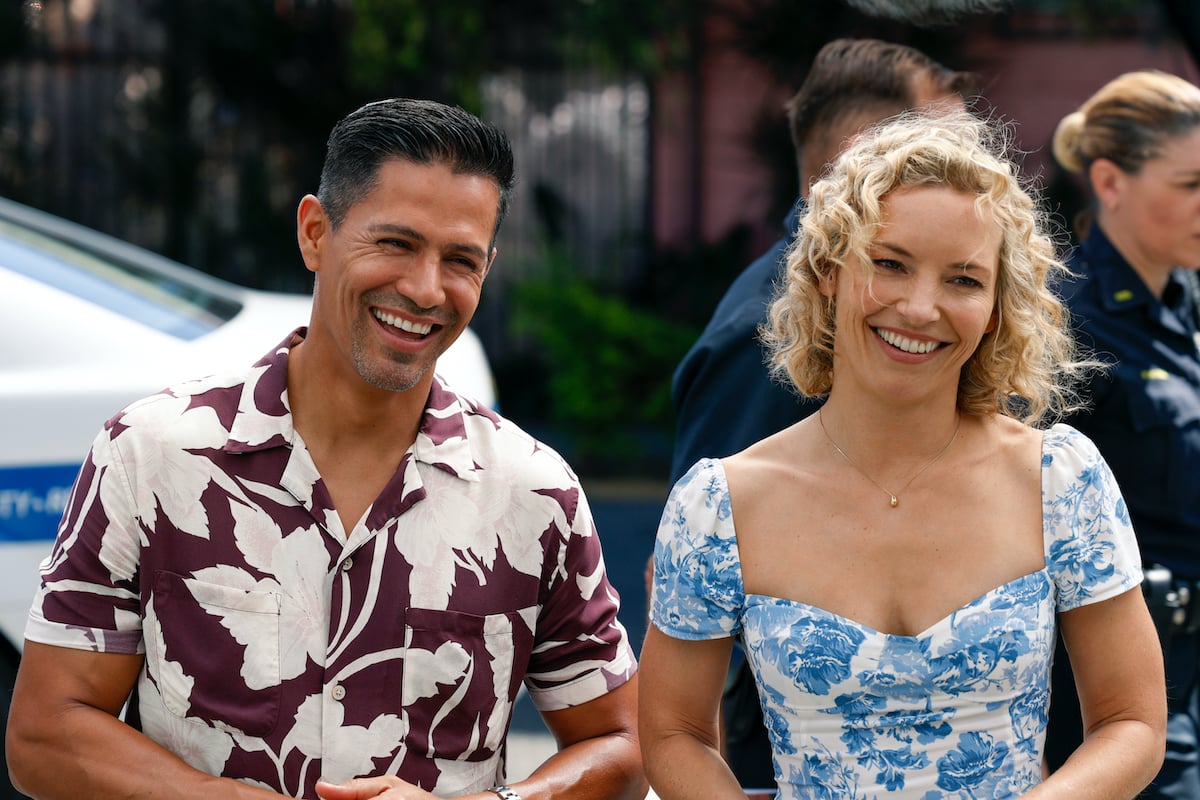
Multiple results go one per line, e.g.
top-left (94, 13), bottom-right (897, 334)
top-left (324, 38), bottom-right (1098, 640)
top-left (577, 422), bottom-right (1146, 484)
top-left (482, 248), bottom-right (497, 282)
top-left (1088, 158), bottom-right (1124, 214)
top-left (296, 194), bottom-right (328, 274)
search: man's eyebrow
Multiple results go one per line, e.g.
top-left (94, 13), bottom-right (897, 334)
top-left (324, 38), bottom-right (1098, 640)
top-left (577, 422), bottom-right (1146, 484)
top-left (368, 223), bottom-right (489, 260)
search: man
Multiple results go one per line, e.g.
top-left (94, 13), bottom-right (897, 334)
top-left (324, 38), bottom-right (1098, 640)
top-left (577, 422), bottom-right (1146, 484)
top-left (665, 39), bottom-right (973, 796)
top-left (8, 99), bottom-right (644, 800)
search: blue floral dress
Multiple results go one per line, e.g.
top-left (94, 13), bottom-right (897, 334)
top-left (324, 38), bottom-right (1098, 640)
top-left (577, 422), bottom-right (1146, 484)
top-left (650, 424), bottom-right (1141, 799)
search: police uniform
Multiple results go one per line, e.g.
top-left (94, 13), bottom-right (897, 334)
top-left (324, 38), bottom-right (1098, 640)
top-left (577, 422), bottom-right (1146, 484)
top-left (1045, 226), bottom-right (1200, 797)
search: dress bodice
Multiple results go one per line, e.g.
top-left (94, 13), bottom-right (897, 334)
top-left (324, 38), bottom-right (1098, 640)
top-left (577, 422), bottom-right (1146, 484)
top-left (650, 424), bottom-right (1142, 799)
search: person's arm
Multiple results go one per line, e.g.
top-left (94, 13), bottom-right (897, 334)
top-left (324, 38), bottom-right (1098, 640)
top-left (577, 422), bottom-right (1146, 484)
top-left (638, 627), bottom-right (744, 799)
top-left (504, 677), bottom-right (644, 800)
top-left (8, 641), bottom-right (286, 800)
top-left (316, 679), bottom-right (644, 800)
top-left (1027, 587), bottom-right (1166, 799)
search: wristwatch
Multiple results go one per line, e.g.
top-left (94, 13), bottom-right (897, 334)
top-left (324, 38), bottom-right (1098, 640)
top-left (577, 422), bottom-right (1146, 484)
top-left (488, 786), bottom-right (522, 800)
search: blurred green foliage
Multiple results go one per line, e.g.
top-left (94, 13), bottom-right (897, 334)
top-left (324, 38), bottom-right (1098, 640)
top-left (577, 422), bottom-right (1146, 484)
top-left (348, 0), bottom-right (699, 111)
top-left (509, 248), bottom-right (699, 472)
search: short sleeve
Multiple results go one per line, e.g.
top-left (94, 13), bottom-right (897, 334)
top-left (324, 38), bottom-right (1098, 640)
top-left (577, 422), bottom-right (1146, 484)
top-left (650, 458), bottom-right (744, 640)
top-left (25, 423), bottom-right (145, 654)
top-left (523, 481), bottom-right (636, 712)
top-left (1042, 424), bottom-right (1143, 611)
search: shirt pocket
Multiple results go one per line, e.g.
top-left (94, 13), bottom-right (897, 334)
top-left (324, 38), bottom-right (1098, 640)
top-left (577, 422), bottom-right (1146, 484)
top-left (1112, 366), bottom-right (1200, 513)
top-left (147, 570), bottom-right (282, 736)
top-left (400, 606), bottom-right (536, 762)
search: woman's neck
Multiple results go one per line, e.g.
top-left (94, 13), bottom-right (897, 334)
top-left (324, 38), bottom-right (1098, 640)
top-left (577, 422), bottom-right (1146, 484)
top-left (1095, 215), bottom-right (1173, 299)
top-left (819, 389), bottom-right (962, 460)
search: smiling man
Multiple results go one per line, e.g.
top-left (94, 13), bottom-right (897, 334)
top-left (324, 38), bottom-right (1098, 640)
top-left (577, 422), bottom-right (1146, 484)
top-left (7, 99), bottom-right (644, 800)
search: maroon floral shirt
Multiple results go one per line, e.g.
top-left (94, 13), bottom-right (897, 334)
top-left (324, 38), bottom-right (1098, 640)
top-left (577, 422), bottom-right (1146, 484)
top-left (26, 330), bottom-right (636, 798)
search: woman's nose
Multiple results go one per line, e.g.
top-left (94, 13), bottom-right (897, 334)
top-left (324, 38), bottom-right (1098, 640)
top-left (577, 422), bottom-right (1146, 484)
top-left (893, 278), bottom-right (940, 323)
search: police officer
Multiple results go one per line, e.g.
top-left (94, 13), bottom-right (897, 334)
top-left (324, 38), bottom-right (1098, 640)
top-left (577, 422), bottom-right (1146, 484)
top-left (1046, 70), bottom-right (1200, 798)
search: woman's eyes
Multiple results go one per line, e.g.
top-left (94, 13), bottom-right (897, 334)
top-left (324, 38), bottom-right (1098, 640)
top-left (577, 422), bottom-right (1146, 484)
top-left (873, 257), bottom-right (985, 288)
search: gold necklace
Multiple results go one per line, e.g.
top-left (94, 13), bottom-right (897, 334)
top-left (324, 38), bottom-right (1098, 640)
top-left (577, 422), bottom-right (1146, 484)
top-left (817, 409), bottom-right (961, 508)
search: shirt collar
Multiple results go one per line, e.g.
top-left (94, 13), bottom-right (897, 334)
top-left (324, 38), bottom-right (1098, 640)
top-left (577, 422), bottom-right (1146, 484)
top-left (1084, 228), bottom-right (1196, 339)
top-left (1083, 228), bottom-right (1156, 315)
top-left (784, 197), bottom-right (804, 243)
top-left (226, 327), bottom-right (483, 483)
top-left (1163, 271), bottom-right (1200, 336)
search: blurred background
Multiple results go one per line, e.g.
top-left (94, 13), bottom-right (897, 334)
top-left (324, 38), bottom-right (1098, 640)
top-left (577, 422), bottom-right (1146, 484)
top-left (2, 0), bottom-right (1198, 482)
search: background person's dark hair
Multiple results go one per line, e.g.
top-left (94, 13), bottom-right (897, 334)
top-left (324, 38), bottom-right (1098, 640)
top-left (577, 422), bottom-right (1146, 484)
top-left (317, 98), bottom-right (516, 242)
top-left (785, 38), bottom-right (977, 169)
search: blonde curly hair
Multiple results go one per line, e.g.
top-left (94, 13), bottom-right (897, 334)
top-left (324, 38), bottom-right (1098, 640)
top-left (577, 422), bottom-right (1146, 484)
top-left (762, 109), bottom-right (1089, 425)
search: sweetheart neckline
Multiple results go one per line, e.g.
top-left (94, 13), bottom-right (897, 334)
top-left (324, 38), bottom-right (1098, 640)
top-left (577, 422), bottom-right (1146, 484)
top-left (743, 568), bottom-right (1049, 640)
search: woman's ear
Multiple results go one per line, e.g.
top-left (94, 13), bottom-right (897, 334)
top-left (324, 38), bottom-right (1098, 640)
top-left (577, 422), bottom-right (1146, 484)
top-left (1088, 158), bottom-right (1124, 214)
top-left (817, 265), bottom-right (837, 298)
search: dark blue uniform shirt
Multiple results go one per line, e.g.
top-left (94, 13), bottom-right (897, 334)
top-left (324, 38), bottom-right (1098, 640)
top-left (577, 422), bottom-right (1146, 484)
top-left (669, 202), bottom-right (823, 484)
top-left (1060, 227), bottom-right (1200, 577)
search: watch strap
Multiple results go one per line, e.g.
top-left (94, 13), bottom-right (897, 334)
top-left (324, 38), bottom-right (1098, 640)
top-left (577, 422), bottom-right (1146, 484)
top-left (488, 785), bottom-right (522, 800)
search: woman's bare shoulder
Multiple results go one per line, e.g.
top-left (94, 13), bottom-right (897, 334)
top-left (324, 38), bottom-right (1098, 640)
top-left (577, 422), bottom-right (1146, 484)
top-left (976, 413), bottom-right (1044, 470)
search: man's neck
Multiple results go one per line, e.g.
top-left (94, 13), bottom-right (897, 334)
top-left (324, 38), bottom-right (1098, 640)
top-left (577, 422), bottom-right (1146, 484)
top-left (286, 335), bottom-right (431, 534)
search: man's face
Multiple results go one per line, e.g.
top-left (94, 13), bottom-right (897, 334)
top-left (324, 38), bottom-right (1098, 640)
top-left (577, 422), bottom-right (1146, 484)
top-left (302, 158), bottom-right (500, 394)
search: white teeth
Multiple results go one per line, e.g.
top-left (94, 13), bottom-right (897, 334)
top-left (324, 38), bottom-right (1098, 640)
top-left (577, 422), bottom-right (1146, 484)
top-left (373, 309), bottom-right (433, 335)
top-left (876, 328), bottom-right (939, 354)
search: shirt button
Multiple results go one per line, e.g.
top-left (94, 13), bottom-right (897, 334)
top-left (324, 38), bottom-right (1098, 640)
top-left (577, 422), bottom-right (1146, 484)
top-left (331, 684), bottom-right (346, 701)
top-left (341, 558), bottom-right (353, 571)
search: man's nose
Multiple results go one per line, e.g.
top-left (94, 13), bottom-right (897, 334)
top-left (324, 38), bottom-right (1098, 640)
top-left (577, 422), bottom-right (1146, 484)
top-left (396, 254), bottom-right (446, 309)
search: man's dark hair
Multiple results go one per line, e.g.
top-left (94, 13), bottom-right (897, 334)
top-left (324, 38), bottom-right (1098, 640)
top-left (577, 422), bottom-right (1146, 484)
top-left (317, 98), bottom-right (516, 240)
top-left (786, 38), bottom-right (976, 162)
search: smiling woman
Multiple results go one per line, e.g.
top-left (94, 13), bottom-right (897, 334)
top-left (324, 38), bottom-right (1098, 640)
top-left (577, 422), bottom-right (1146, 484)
top-left (638, 109), bottom-right (1167, 800)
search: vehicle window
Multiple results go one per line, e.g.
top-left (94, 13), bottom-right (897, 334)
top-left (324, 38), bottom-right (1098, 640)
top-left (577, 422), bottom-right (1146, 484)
top-left (0, 219), bottom-right (241, 340)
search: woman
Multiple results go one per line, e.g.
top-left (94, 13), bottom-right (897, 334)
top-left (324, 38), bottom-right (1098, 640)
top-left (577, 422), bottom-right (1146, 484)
top-left (1044, 70), bottom-right (1200, 797)
top-left (639, 110), bottom-right (1165, 799)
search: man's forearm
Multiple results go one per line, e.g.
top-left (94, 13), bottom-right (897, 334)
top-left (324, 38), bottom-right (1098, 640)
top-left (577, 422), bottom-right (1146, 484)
top-left (506, 731), bottom-right (646, 800)
top-left (9, 704), bottom-right (286, 800)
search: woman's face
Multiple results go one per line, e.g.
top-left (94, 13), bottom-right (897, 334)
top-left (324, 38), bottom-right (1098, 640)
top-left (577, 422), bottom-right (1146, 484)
top-left (824, 184), bottom-right (1000, 405)
top-left (1103, 126), bottom-right (1200, 273)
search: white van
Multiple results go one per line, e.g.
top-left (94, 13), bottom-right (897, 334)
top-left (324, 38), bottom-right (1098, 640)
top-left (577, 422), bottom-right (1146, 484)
top-left (0, 196), bottom-right (496, 795)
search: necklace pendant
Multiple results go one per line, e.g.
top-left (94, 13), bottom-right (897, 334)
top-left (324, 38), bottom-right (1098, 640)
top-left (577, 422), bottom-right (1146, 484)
top-left (889, 495), bottom-right (898, 507)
